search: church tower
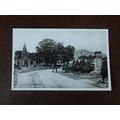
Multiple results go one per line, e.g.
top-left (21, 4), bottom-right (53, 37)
top-left (21, 43), bottom-right (30, 66)
top-left (22, 43), bottom-right (27, 55)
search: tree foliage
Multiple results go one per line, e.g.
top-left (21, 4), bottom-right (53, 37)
top-left (36, 38), bottom-right (75, 65)
top-left (63, 45), bottom-right (75, 64)
top-left (15, 51), bottom-right (22, 59)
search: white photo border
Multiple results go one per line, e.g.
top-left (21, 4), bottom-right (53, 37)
top-left (11, 28), bottom-right (112, 91)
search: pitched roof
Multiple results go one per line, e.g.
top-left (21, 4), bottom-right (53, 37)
top-left (22, 43), bottom-right (27, 54)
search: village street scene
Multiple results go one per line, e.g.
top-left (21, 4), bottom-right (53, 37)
top-left (12, 29), bottom-right (110, 90)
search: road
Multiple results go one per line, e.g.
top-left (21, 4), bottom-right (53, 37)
top-left (14, 69), bottom-right (97, 89)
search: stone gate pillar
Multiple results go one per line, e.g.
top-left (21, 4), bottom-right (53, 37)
top-left (94, 51), bottom-right (102, 73)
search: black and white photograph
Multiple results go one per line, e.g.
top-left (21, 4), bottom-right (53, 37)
top-left (12, 28), bottom-right (111, 91)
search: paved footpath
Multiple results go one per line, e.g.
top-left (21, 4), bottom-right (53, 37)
top-left (15, 69), bottom-right (97, 89)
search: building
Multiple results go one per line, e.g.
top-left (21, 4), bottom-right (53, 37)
top-left (74, 50), bottom-right (103, 74)
top-left (15, 44), bottom-right (30, 67)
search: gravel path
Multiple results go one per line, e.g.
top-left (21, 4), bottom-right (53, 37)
top-left (14, 69), bottom-right (97, 89)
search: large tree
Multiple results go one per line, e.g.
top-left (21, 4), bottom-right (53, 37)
top-left (36, 38), bottom-right (58, 65)
top-left (63, 45), bottom-right (75, 64)
top-left (56, 42), bottom-right (65, 62)
top-left (36, 39), bottom-right (75, 66)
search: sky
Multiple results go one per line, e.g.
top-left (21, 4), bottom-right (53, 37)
top-left (13, 28), bottom-right (109, 54)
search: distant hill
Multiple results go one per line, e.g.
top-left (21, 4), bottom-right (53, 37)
top-left (74, 49), bottom-right (106, 59)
